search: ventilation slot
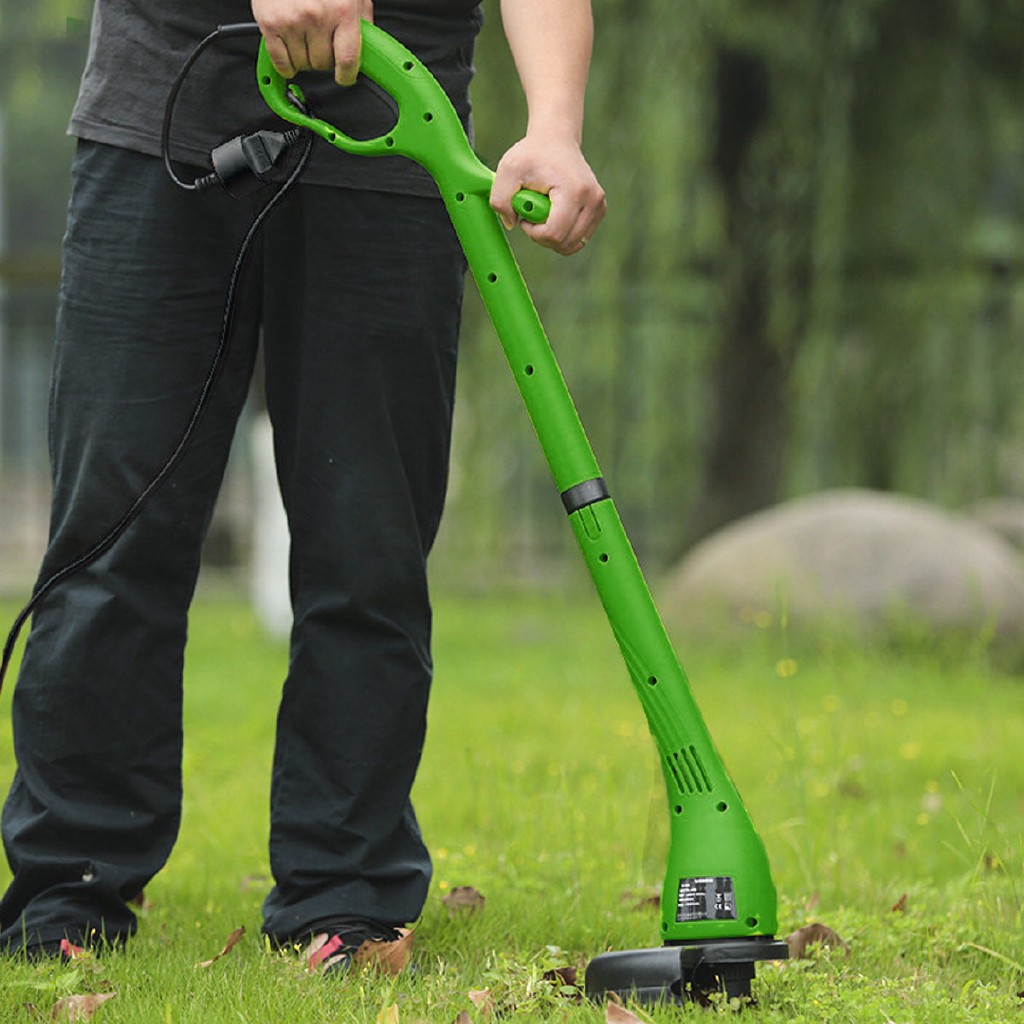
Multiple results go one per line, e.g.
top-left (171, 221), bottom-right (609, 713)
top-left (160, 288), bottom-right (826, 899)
top-left (667, 745), bottom-right (713, 797)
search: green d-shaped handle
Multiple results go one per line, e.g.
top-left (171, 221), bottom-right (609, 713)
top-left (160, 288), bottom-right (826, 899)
top-left (256, 21), bottom-right (549, 224)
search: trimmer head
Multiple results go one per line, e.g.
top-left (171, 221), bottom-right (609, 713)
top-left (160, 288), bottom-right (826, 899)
top-left (585, 937), bottom-right (789, 1005)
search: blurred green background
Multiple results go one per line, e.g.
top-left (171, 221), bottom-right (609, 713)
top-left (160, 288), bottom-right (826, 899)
top-left (1, 0), bottom-right (1022, 592)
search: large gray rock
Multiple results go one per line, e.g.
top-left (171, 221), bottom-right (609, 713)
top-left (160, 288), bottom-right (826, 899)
top-left (660, 489), bottom-right (1024, 643)
top-left (970, 498), bottom-right (1024, 553)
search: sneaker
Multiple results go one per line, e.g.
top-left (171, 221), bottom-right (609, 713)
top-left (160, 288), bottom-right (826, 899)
top-left (302, 917), bottom-right (402, 975)
top-left (18, 938), bottom-right (89, 962)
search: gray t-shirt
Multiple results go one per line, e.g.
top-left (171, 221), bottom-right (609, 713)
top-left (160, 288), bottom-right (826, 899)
top-left (69, 1), bottom-right (484, 194)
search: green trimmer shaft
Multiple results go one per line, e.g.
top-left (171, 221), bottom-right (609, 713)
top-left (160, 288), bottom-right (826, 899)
top-left (258, 23), bottom-right (788, 1003)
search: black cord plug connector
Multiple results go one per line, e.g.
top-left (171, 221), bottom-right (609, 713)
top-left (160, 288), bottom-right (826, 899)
top-left (161, 22), bottom-right (312, 195)
top-left (196, 127), bottom-right (304, 196)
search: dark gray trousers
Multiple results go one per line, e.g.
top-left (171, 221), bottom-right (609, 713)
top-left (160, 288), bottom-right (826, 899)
top-left (0, 141), bottom-right (465, 948)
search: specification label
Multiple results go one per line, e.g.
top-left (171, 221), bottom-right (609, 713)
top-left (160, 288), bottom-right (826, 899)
top-left (676, 876), bottom-right (737, 922)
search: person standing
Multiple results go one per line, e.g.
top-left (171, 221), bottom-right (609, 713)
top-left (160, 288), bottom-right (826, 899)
top-left (0, 0), bottom-right (605, 966)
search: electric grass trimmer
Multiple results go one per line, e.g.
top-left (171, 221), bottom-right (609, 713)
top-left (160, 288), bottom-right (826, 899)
top-left (258, 23), bottom-right (788, 1004)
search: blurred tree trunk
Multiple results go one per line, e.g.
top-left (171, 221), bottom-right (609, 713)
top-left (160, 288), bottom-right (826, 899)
top-left (685, 47), bottom-right (787, 543)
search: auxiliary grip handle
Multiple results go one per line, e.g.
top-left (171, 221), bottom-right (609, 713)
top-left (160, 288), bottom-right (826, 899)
top-left (510, 190), bottom-right (550, 224)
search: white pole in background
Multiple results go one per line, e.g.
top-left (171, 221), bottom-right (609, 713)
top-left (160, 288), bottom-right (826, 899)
top-left (0, 109), bottom-right (7, 489)
top-left (250, 412), bottom-right (293, 638)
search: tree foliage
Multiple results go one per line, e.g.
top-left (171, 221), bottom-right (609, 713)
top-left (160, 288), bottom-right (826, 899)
top-left (0, 0), bottom-right (90, 256)
top-left (453, 0), bottom-right (1024, 569)
top-left (1, 0), bottom-right (1022, 575)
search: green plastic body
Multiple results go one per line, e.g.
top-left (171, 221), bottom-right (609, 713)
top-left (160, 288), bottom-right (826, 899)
top-left (258, 22), bottom-right (780, 944)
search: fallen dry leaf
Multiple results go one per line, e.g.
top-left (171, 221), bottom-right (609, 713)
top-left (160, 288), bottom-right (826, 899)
top-left (467, 988), bottom-right (494, 1016)
top-left (196, 926), bottom-right (246, 968)
top-left (544, 965), bottom-right (578, 986)
top-left (785, 923), bottom-right (850, 959)
top-left (453, 1014), bottom-right (472, 1024)
top-left (442, 886), bottom-right (486, 915)
top-left (376, 1005), bottom-right (400, 1024)
top-left (606, 1003), bottom-right (644, 1024)
top-left (891, 892), bottom-right (908, 913)
top-left (50, 993), bottom-right (116, 1021)
top-left (354, 928), bottom-right (415, 976)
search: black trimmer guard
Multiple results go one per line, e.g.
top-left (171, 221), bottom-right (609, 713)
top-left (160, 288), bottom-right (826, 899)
top-left (586, 937), bottom-right (790, 1005)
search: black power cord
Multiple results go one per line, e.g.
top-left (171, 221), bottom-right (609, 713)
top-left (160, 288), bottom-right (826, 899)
top-left (0, 23), bottom-right (313, 695)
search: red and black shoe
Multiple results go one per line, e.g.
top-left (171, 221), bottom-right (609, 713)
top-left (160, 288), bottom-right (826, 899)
top-left (302, 917), bottom-right (402, 975)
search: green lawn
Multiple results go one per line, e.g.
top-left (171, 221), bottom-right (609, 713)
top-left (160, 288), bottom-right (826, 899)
top-left (0, 590), bottom-right (1022, 1021)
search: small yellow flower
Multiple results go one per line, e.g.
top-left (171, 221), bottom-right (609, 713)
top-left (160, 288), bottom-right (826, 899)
top-left (891, 698), bottom-right (909, 717)
top-left (775, 658), bottom-right (798, 679)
